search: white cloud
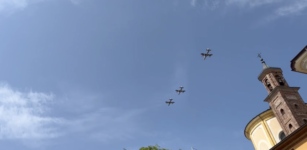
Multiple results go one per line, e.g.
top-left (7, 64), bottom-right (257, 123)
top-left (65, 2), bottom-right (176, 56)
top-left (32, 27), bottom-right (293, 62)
top-left (0, 83), bottom-right (63, 140)
top-left (190, 0), bottom-right (284, 8)
top-left (190, 0), bottom-right (307, 22)
top-left (225, 0), bottom-right (282, 7)
top-left (0, 0), bottom-right (39, 14)
top-left (0, 0), bottom-right (82, 15)
top-left (0, 83), bottom-right (151, 146)
top-left (190, 0), bottom-right (220, 10)
top-left (258, 0), bottom-right (307, 24)
top-left (274, 0), bottom-right (307, 17)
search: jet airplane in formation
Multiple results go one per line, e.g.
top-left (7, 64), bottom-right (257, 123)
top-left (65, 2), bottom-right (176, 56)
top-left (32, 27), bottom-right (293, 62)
top-left (166, 98), bottom-right (175, 106)
top-left (201, 48), bottom-right (213, 60)
top-left (165, 47), bottom-right (214, 106)
top-left (176, 86), bottom-right (185, 95)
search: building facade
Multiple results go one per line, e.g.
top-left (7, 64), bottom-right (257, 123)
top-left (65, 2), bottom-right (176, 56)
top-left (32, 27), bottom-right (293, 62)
top-left (291, 45), bottom-right (307, 74)
top-left (245, 57), bottom-right (307, 150)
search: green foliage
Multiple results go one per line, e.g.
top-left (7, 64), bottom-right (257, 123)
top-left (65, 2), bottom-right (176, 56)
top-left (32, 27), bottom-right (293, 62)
top-left (139, 144), bottom-right (170, 150)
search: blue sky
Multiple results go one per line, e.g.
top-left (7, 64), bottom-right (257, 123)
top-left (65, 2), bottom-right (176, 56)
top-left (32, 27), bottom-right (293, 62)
top-left (0, 0), bottom-right (306, 150)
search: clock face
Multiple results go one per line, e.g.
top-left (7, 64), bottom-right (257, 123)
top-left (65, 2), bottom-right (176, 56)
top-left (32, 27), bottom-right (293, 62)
top-left (286, 95), bottom-right (297, 100)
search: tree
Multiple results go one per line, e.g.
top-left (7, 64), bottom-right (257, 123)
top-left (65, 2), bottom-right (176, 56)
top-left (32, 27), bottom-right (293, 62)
top-left (139, 144), bottom-right (170, 150)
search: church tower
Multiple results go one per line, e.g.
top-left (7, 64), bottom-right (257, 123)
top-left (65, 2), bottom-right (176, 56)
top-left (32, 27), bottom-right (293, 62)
top-left (258, 56), bottom-right (307, 136)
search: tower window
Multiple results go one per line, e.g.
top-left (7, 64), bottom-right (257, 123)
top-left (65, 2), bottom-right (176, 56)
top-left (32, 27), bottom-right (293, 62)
top-left (276, 75), bottom-right (285, 86)
top-left (269, 86), bottom-right (273, 91)
top-left (278, 131), bottom-right (286, 141)
top-left (280, 109), bottom-right (285, 115)
top-left (289, 124), bottom-right (293, 129)
top-left (294, 104), bottom-right (298, 109)
top-left (265, 79), bottom-right (273, 91)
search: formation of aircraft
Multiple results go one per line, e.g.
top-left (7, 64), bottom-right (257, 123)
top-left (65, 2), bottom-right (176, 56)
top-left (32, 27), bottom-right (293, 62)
top-left (176, 86), bottom-right (185, 95)
top-left (165, 98), bottom-right (175, 106)
top-left (165, 86), bottom-right (186, 106)
top-left (165, 48), bottom-right (213, 106)
top-left (201, 48), bottom-right (213, 60)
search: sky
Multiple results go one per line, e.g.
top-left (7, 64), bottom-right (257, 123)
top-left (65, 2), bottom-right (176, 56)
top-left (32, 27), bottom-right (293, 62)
top-left (0, 0), bottom-right (306, 150)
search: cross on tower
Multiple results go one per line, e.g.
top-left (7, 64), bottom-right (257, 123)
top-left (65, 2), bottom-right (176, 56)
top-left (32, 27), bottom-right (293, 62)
top-left (257, 53), bottom-right (269, 69)
top-left (258, 53), bottom-right (267, 63)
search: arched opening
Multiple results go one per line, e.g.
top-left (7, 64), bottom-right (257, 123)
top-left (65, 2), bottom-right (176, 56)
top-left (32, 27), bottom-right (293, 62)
top-left (265, 79), bottom-right (273, 91)
top-left (304, 119), bottom-right (307, 124)
top-left (289, 124), bottom-right (293, 129)
top-left (278, 131), bottom-right (286, 141)
top-left (294, 104), bottom-right (299, 109)
top-left (275, 75), bottom-right (285, 86)
top-left (280, 109), bottom-right (285, 115)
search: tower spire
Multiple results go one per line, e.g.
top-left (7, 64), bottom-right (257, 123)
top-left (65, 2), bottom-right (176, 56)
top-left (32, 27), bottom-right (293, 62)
top-left (258, 53), bottom-right (269, 69)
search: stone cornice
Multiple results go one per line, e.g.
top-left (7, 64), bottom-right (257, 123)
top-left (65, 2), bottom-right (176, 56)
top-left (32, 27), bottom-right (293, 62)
top-left (263, 87), bottom-right (300, 102)
top-left (258, 67), bottom-right (282, 81)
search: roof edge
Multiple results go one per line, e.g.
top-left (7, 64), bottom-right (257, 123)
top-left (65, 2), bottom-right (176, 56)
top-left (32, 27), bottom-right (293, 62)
top-left (270, 121), bottom-right (307, 150)
top-left (291, 45), bottom-right (307, 71)
top-left (244, 108), bottom-right (271, 139)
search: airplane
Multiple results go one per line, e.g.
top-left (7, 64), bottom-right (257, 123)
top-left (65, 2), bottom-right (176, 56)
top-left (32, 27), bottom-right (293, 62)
top-left (175, 86), bottom-right (185, 95)
top-left (201, 48), bottom-right (213, 60)
top-left (165, 98), bottom-right (175, 106)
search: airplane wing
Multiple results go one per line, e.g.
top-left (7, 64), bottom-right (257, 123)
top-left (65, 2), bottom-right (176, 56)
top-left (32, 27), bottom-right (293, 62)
top-left (201, 53), bottom-right (205, 56)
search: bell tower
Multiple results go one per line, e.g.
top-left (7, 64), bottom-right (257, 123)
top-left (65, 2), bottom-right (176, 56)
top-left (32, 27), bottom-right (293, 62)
top-left (258, 55), bottom-right (307, 136)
